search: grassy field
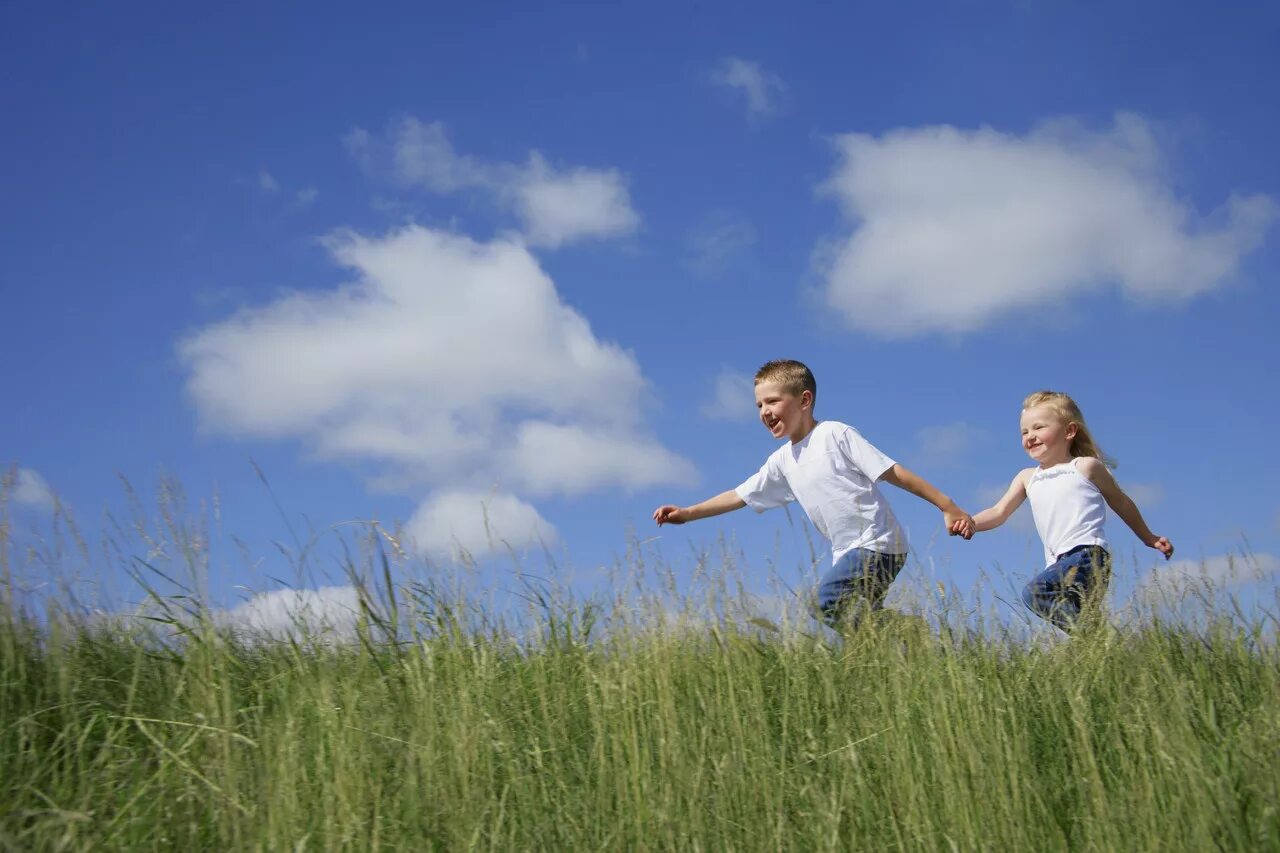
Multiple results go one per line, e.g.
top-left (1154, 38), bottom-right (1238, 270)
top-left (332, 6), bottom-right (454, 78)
top-left (4, 583), bottom-right (1279, 850)
top-left (2, 494), bottom-right (1279, 850)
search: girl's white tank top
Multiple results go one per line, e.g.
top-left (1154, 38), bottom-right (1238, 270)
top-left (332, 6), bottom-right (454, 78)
top-left (1025, 457), bottom-right (1110, 567)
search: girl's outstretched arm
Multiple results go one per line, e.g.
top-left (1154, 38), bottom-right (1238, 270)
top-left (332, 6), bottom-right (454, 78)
top-left (1077, 457), bottom-right (1174, 559)
top-left (971, 471), bottom-right (1029, 533)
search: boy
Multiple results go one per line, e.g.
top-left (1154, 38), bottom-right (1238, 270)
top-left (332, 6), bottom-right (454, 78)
top-left (653, 360), bottom-right (974, 627)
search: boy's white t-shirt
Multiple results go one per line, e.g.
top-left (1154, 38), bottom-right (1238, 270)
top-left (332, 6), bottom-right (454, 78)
top-left (735, 420), bottom-right (907, 562)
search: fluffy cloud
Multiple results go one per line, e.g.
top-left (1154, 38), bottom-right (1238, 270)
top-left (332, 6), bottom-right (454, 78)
top-left (915, 422), bottom-right (984, 467)
top-left (686, 211), bottom-right (757, 277)
top-left (509, 422), bottom-right (694, 496)
top-left (710, 58), bottom-right (787, 119)
top-left (1132, 552), bottom-right (1280, 606)
top-left (179, 225), bottom-right (694, 504)
top-left (214, 585), bottom-right (362, 642)
top-left (514, 153), bottom-right (639, 247)
top-left (253, 169), bottom-right (317, 207)
top-left (974, 481), bottom-right (1034, 532)
top-left (405, 490), bottom-right (554, 561)
top-left (347, 118), bottom-right (639, 248)
top-left (1119, 482), bottom-right (1164, 507)
top-left (7, 468), bottom-right (55, 510)
top-left (819, 113), bottom-right (1276, 337)
top-left (700, 369), bottom-right (756, 422)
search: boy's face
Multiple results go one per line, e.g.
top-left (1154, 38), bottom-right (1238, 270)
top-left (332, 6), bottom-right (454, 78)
top-left (754, 381), bottom-right (812, 442)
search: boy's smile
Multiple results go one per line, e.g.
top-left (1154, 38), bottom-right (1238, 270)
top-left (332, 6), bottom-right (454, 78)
top-left (755, 380), bottom-right (815, 443)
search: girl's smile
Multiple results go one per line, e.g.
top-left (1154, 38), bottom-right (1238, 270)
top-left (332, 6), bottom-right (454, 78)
top-left (1020, 403), bottom-right (1077, 467)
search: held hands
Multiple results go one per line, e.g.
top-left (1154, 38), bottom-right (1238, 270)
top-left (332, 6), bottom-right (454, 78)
top-left (1148, 536), bottom-right (1174, 559)
top-left (946, 508), bottom-right (975, 540)
top-left (653, 505), bottom-right (687, 526)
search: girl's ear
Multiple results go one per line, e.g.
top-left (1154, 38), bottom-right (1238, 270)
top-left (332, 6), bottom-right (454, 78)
top-left (1065, 422), bottom-right (1079, 440)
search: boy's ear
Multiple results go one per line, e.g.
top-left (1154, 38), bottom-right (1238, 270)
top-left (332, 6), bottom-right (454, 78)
top-left (801, 390), bottom-right (813, 410)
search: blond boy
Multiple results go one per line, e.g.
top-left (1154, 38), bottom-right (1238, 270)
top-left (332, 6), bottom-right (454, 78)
top-left (653, 360), bottom-right (973, 626)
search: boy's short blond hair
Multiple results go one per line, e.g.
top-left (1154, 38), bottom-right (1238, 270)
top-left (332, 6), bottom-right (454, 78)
top-left (754, 359), bottom-right (817, 403)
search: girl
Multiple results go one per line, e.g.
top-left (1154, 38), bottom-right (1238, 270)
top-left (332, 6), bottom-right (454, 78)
top-left (966, 391), bottom-right (1173, 631)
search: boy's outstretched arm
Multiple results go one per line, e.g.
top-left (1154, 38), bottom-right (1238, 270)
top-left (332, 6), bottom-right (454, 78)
top-left (1077, 458), bottom-right (1174, 559)
top-left (879, 464), bottom-right (974, 539)
top-left (971, 472), bottom-right (1028, 533)
top-left (653, 489), bottom-right (747, 526)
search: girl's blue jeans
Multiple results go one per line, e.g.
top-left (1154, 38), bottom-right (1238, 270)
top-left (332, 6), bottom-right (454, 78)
top-left (816, 548), bottom-right (907, 629)
top-left (1022, 545), bottom-right (1111, 632)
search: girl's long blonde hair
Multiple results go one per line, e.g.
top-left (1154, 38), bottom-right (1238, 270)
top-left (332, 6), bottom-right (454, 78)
top-left (1022, 390), bottom-right (1115, 468)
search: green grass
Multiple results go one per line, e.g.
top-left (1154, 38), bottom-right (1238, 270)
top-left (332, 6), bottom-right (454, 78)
top-left (2, 482), bottom-right (1278, 850)
top-left (3, 586), bottom-right (1279, 850)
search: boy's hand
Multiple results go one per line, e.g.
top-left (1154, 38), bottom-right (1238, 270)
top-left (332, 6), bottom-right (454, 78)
top-left (653, 505), bottom-right (687, 526)
top-left (1147, 536), bottom-right (1174, 559)
top-left (945, 509), bottom-right (974, 540)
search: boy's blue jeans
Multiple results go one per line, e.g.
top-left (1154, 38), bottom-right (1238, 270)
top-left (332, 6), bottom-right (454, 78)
top-left (1022, 545), bottom-right (1111, 632)
top-left (816, 548), bottom-right (907, 629)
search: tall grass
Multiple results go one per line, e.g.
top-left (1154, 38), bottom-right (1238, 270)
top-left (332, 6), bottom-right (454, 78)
top-left (2, 495), bottom-right (1279, 849)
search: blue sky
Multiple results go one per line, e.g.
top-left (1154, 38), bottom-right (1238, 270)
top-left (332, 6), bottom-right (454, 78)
top-left (3, 0), bottom-right (1278, 633)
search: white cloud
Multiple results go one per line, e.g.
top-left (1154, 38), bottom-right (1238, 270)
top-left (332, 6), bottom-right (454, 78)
top-left (8, 468), bottom-right (55, 510)
top-left (974, 481), bottom-right (1034, 532)
top-left (509, 422), bottom-right (695, 496)
top-left (343, 127), bottom-right (374, 173)
top-left (214, 585), bottom-right (362, 642)
top-left (179, 224), bottom-right (693, 502)
top-left (819, 113), bottom-right (1277, 337)
top-left (710, 57), bottom-right (787, 119)
top-left (514, 153), bottom-right (639, 248)
top-left (700, 369), bottom-right (756, 422)
top-left (405, 490), bottom-right (554, 560)
top-left (915, 422), bottom-right (984, 467)
top-left (348, 118), bottom-right (639, 248)
top-left (251, 169), bottom-right (317, 212)
top-left (1131, 552), bottom-right (1280, 606)
top-left (975, 483), bottom-right (1008, 506)
top-left (686, 212), bottom-right (757, 277)
top-left (388, 118), bottom-right (485, 192)
top-left (1120, 482), bottom-right (1164, 507)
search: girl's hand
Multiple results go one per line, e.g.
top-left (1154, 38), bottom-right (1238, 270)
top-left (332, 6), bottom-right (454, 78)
top-left (945, 510), bottom-right (974, 540)
top-left (1148, 536), bottom-right (1174, 559)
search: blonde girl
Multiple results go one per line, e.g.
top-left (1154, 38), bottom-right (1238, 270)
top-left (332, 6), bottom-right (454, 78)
top-left (966, 391), bottom-right (1173, 631)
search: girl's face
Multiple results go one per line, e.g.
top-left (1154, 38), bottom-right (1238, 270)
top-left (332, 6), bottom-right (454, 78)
top-left (1020, 404), bottom-right (1077, 466)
